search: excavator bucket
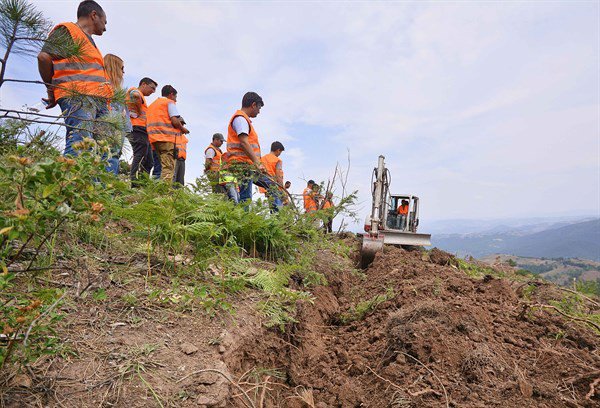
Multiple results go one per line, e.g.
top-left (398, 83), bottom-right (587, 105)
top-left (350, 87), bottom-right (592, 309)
top-left (382, 231), bottom-right (432, 247)
top-left (360, 234), bottom-right (384, 269)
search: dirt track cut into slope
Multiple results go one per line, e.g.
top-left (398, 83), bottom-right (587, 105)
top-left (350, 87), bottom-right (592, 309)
top-left (3, 243), bottom-right (599, 407)
top-left (226, 246), bottom-right (600, 407)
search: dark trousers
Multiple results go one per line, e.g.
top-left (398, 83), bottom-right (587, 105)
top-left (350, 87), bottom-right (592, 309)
top-left (174, 158), bottom-right (185, 186)
top-left (128, 126), bottom-right (153, 185)
top-left (152, 150), bottom-right (161, 179)
top-left (325, 218), bottom-right (333, 233)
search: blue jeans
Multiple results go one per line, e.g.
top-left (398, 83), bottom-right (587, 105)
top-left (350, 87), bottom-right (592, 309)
top-left (239, 172), bottom-right (282, 211)
top-left (222, 183), bottom-right (239, 204)
top-left (58, 97), bottom-right (109, 157)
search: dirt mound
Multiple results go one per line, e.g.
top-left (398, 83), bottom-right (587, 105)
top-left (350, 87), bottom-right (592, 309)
top-left (3, 242), bottom-right (598, 407)
top-left (228, 245), bottom-right (600, 407)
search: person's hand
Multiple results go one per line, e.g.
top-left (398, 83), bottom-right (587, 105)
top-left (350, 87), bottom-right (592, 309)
top-left (43, 89), bottom-right (57, 109)
top-left (256, 161), bottom-right (266, 172)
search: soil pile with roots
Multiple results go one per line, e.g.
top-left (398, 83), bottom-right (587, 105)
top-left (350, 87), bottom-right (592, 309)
top-left (3, 241), bottom-right (598, 407)
top-left (227, 244), bottom-right (599, 407)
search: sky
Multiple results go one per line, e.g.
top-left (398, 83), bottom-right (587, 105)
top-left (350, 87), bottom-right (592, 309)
top-left (1, 0), bottom-right (599, 229)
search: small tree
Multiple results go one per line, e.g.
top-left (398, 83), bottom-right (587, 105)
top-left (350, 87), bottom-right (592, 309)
top-left (0, 0), bottom-right (50, 87)
top-left (0, 0), bottom-right (125, 147)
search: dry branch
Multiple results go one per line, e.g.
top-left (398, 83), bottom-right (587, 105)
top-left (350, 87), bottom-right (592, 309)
top-left (529, 303), bottom-right (600, 332)
top-left (396, 351), bottom-right (450, 408)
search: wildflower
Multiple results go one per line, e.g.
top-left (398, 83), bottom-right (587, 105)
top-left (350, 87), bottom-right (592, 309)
top-left (90, 202), bottom-right (104, 213)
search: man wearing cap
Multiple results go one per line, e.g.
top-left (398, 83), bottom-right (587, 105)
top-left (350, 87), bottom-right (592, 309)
top-left (205, 133), bottom-right (225, 193)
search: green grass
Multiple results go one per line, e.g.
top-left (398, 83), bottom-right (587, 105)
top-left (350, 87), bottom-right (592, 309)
top-left (339, 287), bottom-right (395, 324)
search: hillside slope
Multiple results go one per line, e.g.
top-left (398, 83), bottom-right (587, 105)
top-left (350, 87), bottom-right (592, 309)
top-left (433, 219), bottom-right (600, 261)
top-left (3, 239), bottom-right (598, 407)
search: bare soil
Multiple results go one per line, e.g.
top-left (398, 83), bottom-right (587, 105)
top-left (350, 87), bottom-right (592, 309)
top-left (227, 244), bottom-right (599, 407)
top-left (2, 240), bottom-right (599, 407)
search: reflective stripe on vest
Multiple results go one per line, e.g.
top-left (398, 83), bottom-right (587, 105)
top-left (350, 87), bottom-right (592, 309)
top-left (146, 97), bottom-right (181, 144)
top-left (126, 87), bottom-right (148, 127)
top-left (176, 134), bottom-right (188, 160)
top-left (51, 23), bottom-right (112, 101)
top-left (205, 144), bottom-right (222, 172)
top-left (303, 187), bottom-right (317, 212)
top-left (226, 110), bottom-right (261, 164)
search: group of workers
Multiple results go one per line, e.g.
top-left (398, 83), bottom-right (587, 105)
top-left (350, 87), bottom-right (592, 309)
top-left (36, 0), bottom-right (336, 220)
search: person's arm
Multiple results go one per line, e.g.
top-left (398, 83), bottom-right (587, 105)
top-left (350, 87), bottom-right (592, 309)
top-left (37, 51), bottom-right (56, 109)
top-left (167, 103), bottom-right (189, 133)
top-left (204, 148), bottom-right (215, 172)
top-left (37, 27), bottom-right (71, 109)
top-left (171, 116), bottom-right (189, 134)
top-left (128, 90), bottom-right (143, 117)
top-left (238, 134), bottom-right (263, 169)
top-left (275, 161), bottom-right (284, 185)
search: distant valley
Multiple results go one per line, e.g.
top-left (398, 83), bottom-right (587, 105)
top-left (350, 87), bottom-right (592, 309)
top-left (431, 218), bottom-right (600, 261)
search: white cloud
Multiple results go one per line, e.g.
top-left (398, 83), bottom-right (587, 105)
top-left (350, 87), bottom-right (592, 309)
top-left (3, 0), bottom-right (598, 224)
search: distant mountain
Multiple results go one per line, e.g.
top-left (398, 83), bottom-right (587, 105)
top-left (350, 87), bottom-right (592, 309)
top-left (423, 215), bottom-right (597, 235)
top-left (432, 219), bottom-right (600, 261)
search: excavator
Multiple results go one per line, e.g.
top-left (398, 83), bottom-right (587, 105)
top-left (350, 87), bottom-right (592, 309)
top-left (359, 155), bottom-right (432, 268)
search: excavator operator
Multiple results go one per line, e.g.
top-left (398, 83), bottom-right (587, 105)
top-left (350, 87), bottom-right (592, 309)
top-left (396, 199), bottom-right (409, 230)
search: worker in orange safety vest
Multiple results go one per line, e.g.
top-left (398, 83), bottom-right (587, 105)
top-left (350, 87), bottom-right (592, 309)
top-left (396, 199), bottom-right (409, 230)
top-left (226, 92), bottom-right (280, 208)
top-left (204, 133), bottom-right (225, 192)
top-left (147, 85), bottom-right (190, 183)
top-left (303, 180), bottom-right (318, 213)
top-left (258, 142), bottom-right (285, 209)
top-left (37, 0), bottom-right (113, 158)
top-left (322, 191), bottom-right (335, 233)
top-left (126, 77), bottom-right (158, 186)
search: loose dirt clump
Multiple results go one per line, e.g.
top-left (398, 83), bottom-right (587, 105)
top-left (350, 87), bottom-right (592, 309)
top-left (227, 242), bottom-right (599, 407)
top-left (3, 239), bottom-right (598, 407)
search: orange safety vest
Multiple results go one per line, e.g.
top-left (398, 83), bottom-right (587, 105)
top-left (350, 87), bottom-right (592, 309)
top-left (126, 87), bottom-right (148, 127)
top-left (323, 199), bottom-right (333, 209)
top-left (397, 204), bottom-right (409, 215)
top-left (261, 153), bottom-right (281, 177)
top-left (176, 134), bottom-right (188, 160)
top-left (147, 97), bottom-right (181, 144)
top-left (303, 187), bottom-right (317, 213)
top-left (258, 153), bottom-right (282, 194)
top-left (226, 110), bottom-right (261, 164)
top-left (204, 144), bottom-right (223, 172)
top-left (51, 22), bottom-right (112, 101)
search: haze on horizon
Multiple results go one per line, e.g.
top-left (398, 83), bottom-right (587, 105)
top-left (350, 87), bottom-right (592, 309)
top-left (1, 0), bottom-right (598, 225)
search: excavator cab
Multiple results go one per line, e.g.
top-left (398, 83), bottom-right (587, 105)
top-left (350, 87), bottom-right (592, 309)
top-left (385, 195), bottom-right (421, 233)
top-left (360, 156), bottom-right (431, 268)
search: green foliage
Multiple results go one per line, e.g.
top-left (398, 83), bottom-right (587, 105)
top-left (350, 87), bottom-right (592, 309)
top-left (0, 288), bottom-right (65, 369)
top-left (515, 269), bottom-right (535, 278)
top-left (507, 259), bottom-right (517, 267)
top-left (0, 147), bottom-right (113, 271)
top-left (521, 284), bottom-right (536, 300)
top-left (576, 279), bottom-right (600, 297)
top-left (547, 293), bottom-right (600, 333)
top-left (339, 287), bottom-right (395, 324)
top-left (456, 258), bottom-right (501, 279)
top-left (0, 0), bottom-right (51, 58)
